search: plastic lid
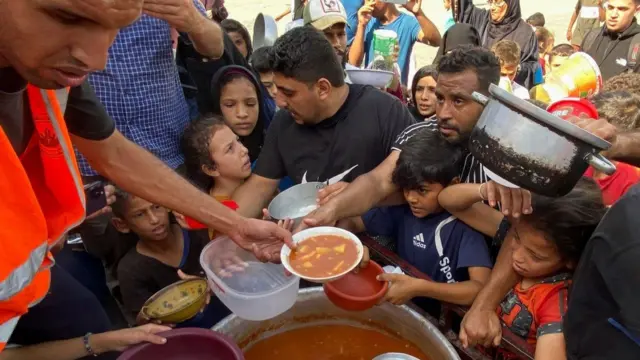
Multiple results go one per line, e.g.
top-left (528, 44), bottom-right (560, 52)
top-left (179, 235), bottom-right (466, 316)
top-left (547, 98), bottom-right (599, 120)
top-left (200, 237), bottom-right (296, 298)
top-left (373, 29), bottom-right (398, 38)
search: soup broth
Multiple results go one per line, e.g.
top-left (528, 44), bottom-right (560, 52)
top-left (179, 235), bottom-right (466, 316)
top-left (244, 324), bottom-right (429, 360)
top-left (289, 235), bottom-right (358, 278)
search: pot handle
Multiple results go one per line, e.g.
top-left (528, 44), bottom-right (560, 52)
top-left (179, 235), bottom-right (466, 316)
top-left (471, 92), bottom-right (489, 106)
top-left (585, 153), bottom-right (617, 175)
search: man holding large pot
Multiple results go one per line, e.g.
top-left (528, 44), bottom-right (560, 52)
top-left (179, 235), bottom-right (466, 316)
top-left (302, 46), bottom-right (534, 231)
top-left (302, 46), bottom-right (640, 357)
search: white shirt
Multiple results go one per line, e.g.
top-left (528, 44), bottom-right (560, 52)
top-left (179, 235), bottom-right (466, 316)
top-left (512, 81), bottom-right (530, 100)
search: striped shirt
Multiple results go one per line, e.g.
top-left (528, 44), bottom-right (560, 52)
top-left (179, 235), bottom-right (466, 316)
top-left (391, 120), bottom-right (489, 185)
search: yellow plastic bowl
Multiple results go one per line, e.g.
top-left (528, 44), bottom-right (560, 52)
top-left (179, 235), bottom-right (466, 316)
top-left (141, 278), bottom-right (208, 324)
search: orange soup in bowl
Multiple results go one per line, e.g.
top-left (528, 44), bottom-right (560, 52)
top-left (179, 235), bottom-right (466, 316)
top-left (288, 235), bottom-right (358, 278)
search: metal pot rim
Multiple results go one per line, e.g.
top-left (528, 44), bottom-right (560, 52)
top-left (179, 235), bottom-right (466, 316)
top-left (487, 84), bottom-right (611, 150)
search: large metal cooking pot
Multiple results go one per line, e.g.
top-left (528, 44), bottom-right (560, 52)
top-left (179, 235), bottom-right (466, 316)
top-left (469, 84), bottom-right (616, 197)
top-left (213, 288), bottom-right (460, 360)
top-left (252, 13), bottom-right (278, 50)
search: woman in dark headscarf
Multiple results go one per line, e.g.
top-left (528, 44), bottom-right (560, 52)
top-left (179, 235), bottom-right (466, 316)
top-left (433, 23), bottom-right (481, 65)
top-left (210, 65), bottom-right (267, 162)
top-left (409, 65), bottom-right (438, 121)
top-left (454, 0), bottom-right (538, 89)
top-left (220, 19), bottom-right (253, 60)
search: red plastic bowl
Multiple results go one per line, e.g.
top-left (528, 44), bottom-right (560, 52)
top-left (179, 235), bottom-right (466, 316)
top-left (547, 98), bottom-right (599, 120)
top-left (323, 260), bottom-right (388, 311)
top-left (117, 328), bottom-right (244, 360)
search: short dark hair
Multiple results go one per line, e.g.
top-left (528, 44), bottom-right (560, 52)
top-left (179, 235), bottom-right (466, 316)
top-left (492, 40), bottom-right (521, 66)
top-left (269, 26), bottom-right (345, 87)
top-left (592, 90), bottom-right (640, 130)
top-left (250, 46), bottom-right (272, 73)
top-left (525, 177), bottom-right (605, 263)
top-left (526, 12), bottom-right (545, 27)
top-left (603, 72), bottom-right (640, 95)
top-left (220, 19), bottom-right (253, 58)
top-left (535, 27), bottom-right (553, 45)
top-left (181, 114), bottom-right (227, 191)
top-left (437, 45), bottom-right (500, 94)
top-left (392, 129), bottom-right (463, 189)
top-left (111, 188), bottom-right (132, 219)
top-left (549, 44), bottom-right (575, 62)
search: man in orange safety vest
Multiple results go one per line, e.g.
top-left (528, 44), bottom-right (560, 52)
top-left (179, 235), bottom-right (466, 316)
top-left (0, 0), bottom-right (292, 358)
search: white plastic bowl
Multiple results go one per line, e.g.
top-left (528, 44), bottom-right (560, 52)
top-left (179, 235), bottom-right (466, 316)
top-left (281, 227), bottom-right (364, 283)
top-left (200, 236), bottom-right (299, 321)
top-left (345, 68), bottom-right (394, 88)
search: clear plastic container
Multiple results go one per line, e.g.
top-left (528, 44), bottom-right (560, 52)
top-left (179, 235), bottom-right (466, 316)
top-left (200, 236), bottom-right (299, 321)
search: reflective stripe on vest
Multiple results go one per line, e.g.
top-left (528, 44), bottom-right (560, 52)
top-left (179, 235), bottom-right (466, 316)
top-left (0, 243), bottom-right (47, 301)
top-left (0, 316), bottom-right (20, 346)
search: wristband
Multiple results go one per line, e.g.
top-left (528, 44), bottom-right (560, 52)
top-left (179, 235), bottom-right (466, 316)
top-left (84, 333), bottom-right (98, 357)
top-left (478, 183), bottom-right (487, 201)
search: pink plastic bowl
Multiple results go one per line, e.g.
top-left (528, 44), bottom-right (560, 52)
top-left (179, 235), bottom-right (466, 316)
top-left (117, 328), bottom-right (244, 360)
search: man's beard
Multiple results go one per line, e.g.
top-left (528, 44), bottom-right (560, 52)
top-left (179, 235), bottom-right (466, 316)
top-left (339, 50), bottom-right (346, 68)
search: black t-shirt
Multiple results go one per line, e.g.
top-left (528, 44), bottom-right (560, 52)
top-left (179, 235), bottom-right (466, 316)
top-left (116, 228), bottom-right (209, 318)
top-left (253, 85), bottom-right (416, 184)
top-left (0, 67), bottom-right (115, 156)
top-left (565, 184), bottom-right (640, 359)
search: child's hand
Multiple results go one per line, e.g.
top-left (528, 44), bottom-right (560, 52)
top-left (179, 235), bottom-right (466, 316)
top-left (479, 181), bottom-right (532, 218)
top-left (377, 273), bottom-right (419, 305)
top-left (354, 246), bottom-right (370, 273)
top-left (262, 209), bottom-right (294, 232)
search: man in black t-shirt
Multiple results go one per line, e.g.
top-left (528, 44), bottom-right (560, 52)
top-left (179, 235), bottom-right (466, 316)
top-left (232, 26), bottom-right (415, 219)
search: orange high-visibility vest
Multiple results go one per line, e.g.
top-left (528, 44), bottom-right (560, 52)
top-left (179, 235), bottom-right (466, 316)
top-left (0, 86), bottom-right (86, 352)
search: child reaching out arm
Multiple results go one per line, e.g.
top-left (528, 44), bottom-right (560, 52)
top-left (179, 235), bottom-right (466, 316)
top-left (439, 178), bottom-right (606, 359)
top-left (338, 129), bottom-right (492, 306)
top-left (339, 206), bottom-right (491, 306)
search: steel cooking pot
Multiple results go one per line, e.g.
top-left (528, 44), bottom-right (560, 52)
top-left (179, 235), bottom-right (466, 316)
top-left (252, 13), bottom-right (278, 50)
top-left (469, 84), bottom-right (616, 197)
top-left (213, 288), bottom-right (460, 360)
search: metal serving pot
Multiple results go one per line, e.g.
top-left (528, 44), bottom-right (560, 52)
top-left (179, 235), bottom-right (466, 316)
top-left (252, 13), bottom-right (278, 50)
top-left (213, 288), bottom-right (460, 360)
top-left (469, 84), bottom-right (616, 197)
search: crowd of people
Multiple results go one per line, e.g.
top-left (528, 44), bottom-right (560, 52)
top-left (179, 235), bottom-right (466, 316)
top-left (1, 0), bottom-right (640, 359)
